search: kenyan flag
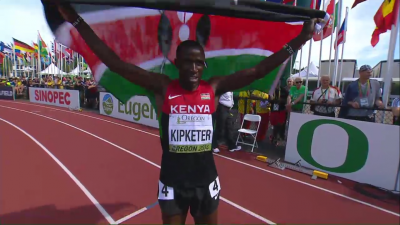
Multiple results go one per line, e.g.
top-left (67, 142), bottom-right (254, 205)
top-left (42, 0), bottom-right (317, 109)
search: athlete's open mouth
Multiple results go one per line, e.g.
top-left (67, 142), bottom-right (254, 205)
top-left (188, 75), bottom-right (199, 82)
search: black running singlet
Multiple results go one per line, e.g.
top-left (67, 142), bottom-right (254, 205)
top-left (159, 80), bottom-right (218, 188)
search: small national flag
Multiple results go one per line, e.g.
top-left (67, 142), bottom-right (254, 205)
top-left (310, 0), bottom-right (322, 10)
top-left (0, 42), bottom-right (13, 54)
top-left (201, 93), bottom-right (211, 100)
top-left (38, 32), bottom-right (48, 56)
top-left (371, 0), bottom-right (399, 47)
top-left (334, 17), bottom-right (347, 50)
top-left (13, 38), bottom-right (35, 53)
top-left (352, 0), bottom-right (368, 9)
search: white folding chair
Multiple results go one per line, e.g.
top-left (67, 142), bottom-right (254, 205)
top-left (236, 114), bottom-right (261, 152)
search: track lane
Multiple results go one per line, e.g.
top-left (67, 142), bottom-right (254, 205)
top-left (1, 102), bottom-right (398, 223)
top-left (0, 116), bottom-right (110, 224)
top-left (0, 105), bottom-right (267, 224)
top-left (0, 107), bottom-right (158, 222)
top-left (5, 99), bottom-right (398, 214)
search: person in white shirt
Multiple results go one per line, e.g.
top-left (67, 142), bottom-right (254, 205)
top-left (310, 75), bottom-right (342, 117)
top-left (212, 92), bottom-right (241, 153)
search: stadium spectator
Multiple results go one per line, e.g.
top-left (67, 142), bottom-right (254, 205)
top-left (281, 77), bottom-right (293, 138)
top-left (238, 90), bottom-right (254, 130)
top-left (310, 75), bottom-right (342, 117)
top-left (285, 77), bottom-right (293, 91)
top-left (46, 76), bottom-right (55, 88)
top-left (286, 76), bottom-right (307, 113)
top-left (269, 83), bottom-right (289, 146)
top-left (251, 90), bottom-right (270, 141)
top-left (64, 76), bottom-right (74, 89)
top-left (54, 75), bottom-right (63, 89)
top-left (40, 75), bottom-right (46, 88)
top-left (212, 92), bottom-right (241, 153)
top-left (340, 65), bottom-right (384, 122)
top-left (15, 77), bottom-right (24, 95)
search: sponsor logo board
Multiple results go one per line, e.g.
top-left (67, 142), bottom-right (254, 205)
top-left (29, 87), bottom-right (80, 109)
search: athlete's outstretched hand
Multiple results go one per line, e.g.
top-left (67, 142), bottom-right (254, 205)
top-left (299, 18), bottom-right (325, 40)
top-left (47, 0), bottom-right (170, 95)
top-left (210, 17), bottom-right (323, 95)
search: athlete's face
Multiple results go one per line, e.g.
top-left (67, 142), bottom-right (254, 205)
top-left (175, 47), bottom-right (206, 90)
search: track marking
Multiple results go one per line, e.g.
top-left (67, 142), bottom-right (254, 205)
top-left (3, 101), bottom-right (400, 218)
top-left (115, 201), bottom-right (158, 224)
top-left (0, 105), bottom-right (275, 224)
top-left (0, 116), bottom-right (116, 224)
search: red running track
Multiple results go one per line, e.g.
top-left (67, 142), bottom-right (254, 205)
top-left (0, 100), bottom-right (399, 224)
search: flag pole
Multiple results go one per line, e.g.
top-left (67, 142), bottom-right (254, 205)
top-left (12, 44), bottom-right (16, 77)
top-left (382, 16), bottom-right (400, 108)
top-left (327, 0), bottom-right (337, 79)
top-left (37, 31), bottom-right (42, 78)
top-left (316, 0), bottom-right (326, 87)
top-left (289, 0), bottom-right (297, 76)
top-left (298, 45), bottom-right (303, 75)
top-left (303, 0), bottom-right (317, 103)
top-left (338, 6), bottom-right (349, 89)
top-left (332, 0), bottom-right (342, 86)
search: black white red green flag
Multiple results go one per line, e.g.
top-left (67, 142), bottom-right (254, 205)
top-left (42, 0), bottom-right (326, 106)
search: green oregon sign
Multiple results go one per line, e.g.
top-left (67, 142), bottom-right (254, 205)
top-left (297, 119), bottom-right (369, 173)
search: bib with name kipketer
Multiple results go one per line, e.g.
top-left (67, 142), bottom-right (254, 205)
top-left (159, 80), bottom-right (218, 187)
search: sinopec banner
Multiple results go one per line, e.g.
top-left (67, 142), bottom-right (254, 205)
top-left (29, 87), bottom-right (80, 109)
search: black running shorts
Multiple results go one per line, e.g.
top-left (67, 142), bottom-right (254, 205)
top-left (157, 177), bottom-right (221, 217)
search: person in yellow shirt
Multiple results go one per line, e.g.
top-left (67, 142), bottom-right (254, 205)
top-left (238, 90), bottom-right (254, 129)
top-left (251, 90), bottom-right (270, 142)
top-left (15, 78), bottom-right (24, 95)
top-left (47, 76), bottom-right (55, 88)
top-left (54, 75), bottom-right (64, 89)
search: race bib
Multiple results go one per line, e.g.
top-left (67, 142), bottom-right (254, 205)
top-left (158, 180), bottom-right (174, 200)
top-left (273, 104), bottom-right (279, 111)
top-left (360, 98), bottom-right (369, 107)
top-left (169, 114), bottom-right (213, 153)
top-left (208, 177), bottom-right (221, 199)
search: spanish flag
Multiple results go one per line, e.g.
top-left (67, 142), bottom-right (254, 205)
top-left (371, 0), bottom-right (399, 47)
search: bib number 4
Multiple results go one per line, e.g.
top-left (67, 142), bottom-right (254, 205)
top-left (158, 180), bottom-right (174, 200)
top-left (208, 177), bottom-right (221, 199)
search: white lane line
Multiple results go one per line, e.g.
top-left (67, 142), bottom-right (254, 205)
top-left (115, 201), bottom-right (158, 224)
top-left (0, 116), bottom-right (116, 224)
top-left (0, 105), bottom-right (275, 224)
top-left (3, 101), bottom-right (400, 218)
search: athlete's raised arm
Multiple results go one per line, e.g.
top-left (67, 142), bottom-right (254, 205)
top-left (56, 3), bottom-right (170, 94)
top-left (209, 19), bottom-right (321, 96)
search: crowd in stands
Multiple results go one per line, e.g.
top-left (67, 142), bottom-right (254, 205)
top-left (234, 64), bottom-right (399, 148)
top-left (0, 74), bottom-right (100, 109)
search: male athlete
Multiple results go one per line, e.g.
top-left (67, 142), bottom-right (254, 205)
top-left (56, 3), bottom-right (321, 224)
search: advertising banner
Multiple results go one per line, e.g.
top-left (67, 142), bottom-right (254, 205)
top-left (285, 113), bottom-right (400, 190)
top-left (0, 86), bottom-right (14, 100)
top-left (99, 92), bottom-right (159, 128)
top-left (29, 88), bottom-right (80, 109)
